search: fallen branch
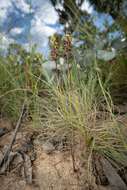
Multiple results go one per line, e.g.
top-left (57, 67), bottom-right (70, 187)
top-left (0, 102), bottom-right (26, 168)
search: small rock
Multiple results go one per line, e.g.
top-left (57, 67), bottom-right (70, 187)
top-left (42, 142), bottom-right (55, 154)
top-left (24, 154), bottom-right (32, 184)
top-left (0, 128), bottom-right (7, 137)
top-left (102, 158), bottom-right (127, 190)
top-left (0, 151), bottom-right (3, 163)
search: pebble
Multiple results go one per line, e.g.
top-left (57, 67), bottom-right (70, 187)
top-left (42, 142), bottom-right (55, 154)
top-left (0, 128), bottom-right (7, 137)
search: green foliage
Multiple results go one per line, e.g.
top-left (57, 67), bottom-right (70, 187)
top-left (89, 0), bottom-right (123, 18)
top-left (0, 43), bottom-right (47, 121)
top-left (95, 55), bottom-right (127, 103)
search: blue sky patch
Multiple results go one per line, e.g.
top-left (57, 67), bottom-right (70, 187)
top-left (0, 0), bottom-right (116, 56)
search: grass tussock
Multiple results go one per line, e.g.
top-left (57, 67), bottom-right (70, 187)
top-left (40, 61), bottom-right (127, 170)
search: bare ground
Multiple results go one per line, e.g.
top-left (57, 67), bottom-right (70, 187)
top-left (0, 117), bottom-right (127, 190)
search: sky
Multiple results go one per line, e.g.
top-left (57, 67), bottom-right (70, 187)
top-left (0, 0), bottom-right (60, 56)
top-left (0, 0), bottom-right (114, 56)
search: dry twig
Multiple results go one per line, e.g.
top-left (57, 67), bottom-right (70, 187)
top-left (0, 102), bottom-right (26, 169)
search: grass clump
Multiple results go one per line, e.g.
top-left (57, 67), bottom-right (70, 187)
top-left (40, 60), bottom-right (127, 171)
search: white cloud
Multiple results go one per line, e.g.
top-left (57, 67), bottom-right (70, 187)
top-left (0, 0), bottom-right (61, 56)
top-left (121, 38), bottom-right (126, 42)
top-left (30, 0), bottom-right (59, 54)
top-left (30, 18), bottom-right (56, 54)
top-left (81, 0), bottom-right (93, 14)
top-left (0, 0), bottom-right (12, 21)
top-left (0, 33), bottom-right (14, 51)
top-left (31, 18), bottom-right (56, 38)
top-left (12, 0), bottom-right (32, 14)
top-left (10, 27), bottom-right (24, 35)
top-left (0, 0), bottom-right (32, 23)
top-left (55, 3), bottom-right (64, 11)
top-left (23, 43), bottom-right (31, 51)
top-left (32, 0), bottom-right (58, 25)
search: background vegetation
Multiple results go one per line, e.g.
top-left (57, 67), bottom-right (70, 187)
top-left (0, 0), bottom-right (127, 184)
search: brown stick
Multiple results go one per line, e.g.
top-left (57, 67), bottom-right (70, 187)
top-left (0, 102), bottom-right (26, 168)
top-left (70, 127), bottom-right (77, 173)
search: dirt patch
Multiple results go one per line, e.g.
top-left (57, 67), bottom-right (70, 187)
top-left (32, 130), bottom-right (93, 190)
top-left (1, 118), bottom-right (127, 190)
top-left (34, 151), bottom-right (83, 190)
top-left (0, 119), bottom-right (94, 190)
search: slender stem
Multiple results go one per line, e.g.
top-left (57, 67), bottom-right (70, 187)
top-left (0, 102), bottom-right (26, 169)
